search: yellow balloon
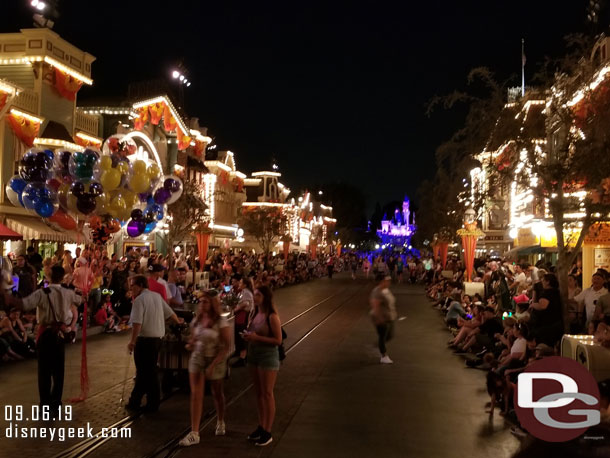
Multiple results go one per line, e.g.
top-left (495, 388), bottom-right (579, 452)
top-left (100, 168), bottom-right (121, 190)
top-left (132, 160), bottom-right (147, 174)
top-left (96, 192), bottom-right (109, 213)
top-left (99, 156), bottom-right (113, 171)
top-left (110, 195), bottom-right (126, 214)
top-left (118, 207), bottom-right (132, 222)
top-left (147, 163), bottom-right (161, 180)
top-left (130, 174), bottom-right (150, 193)
top-left (58, 183), bottom-right (70, 204)
top-left (123, 190), bottom-right (139, 208)
top-left (117, 161), bottom-right (129, 175)
top-left (67, 194), bottom-right (78, 213)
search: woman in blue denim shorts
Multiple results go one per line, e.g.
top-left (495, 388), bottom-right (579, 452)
top-left (179, 291), bottom-right (231, 447)
top-left (242, 285), bottom-right (282, 447)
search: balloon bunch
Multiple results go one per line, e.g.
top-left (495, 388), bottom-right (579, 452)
top-left (126, 198), bottom-right (166, 237)
top-left (89, 215), bottom-right (121, 245)
top-left (6, 148), bottom-right (59, 218)
top-left (124, 173), bottom-right (183, 237)
top-left (4, 134), bottom-right (185, 244)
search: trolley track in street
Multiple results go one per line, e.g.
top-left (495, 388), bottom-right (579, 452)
top-left (144, 280), bottom-right (367, 458)
top-left (51, 278), bottom-right (365, 458)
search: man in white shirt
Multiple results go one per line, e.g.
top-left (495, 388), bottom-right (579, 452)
top-left (573, 273), bottom-right (608, 326)
top-left (9, 265), bottom-right (80, 413)
top-left (139, 249), bottom-right (150, 271)
top-left (509, 264), bottom-right (527, 294)
top-left (126, 275), bottom-right (182, 412)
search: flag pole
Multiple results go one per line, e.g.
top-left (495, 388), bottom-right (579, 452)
top-left (521, 38), bottom-right (525, 97)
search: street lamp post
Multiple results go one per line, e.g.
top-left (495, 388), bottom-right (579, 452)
top-left (170, 67), bottom-right (191, 108)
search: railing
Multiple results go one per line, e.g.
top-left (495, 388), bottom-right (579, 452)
top-left (12, 89), bottom-right (38, 113)
top-left (75, 109), bottom-right (99, 136)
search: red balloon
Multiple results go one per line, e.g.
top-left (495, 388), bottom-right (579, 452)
top-left (49, 210), bottom-right (77, 231)
top-left (89, 215), bottom-right (102, 231)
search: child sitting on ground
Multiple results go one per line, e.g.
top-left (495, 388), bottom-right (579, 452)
top-left (95, 295), bottom-right (119, 333)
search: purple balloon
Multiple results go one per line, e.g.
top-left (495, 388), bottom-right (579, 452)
top-left (76, 195), bottom-right (96, 215)
top-left (154, 188), bottom-right (171, 205)
top-left (163, 178), bottom-right (181, 193)
top-left (131, 209), bottom-right (143, 221)
top-left (126, 219), bottom-right (145, 237)
top-left (70, 181), bottom-right (85, 198)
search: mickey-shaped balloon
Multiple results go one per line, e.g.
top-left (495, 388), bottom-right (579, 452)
top-left (54, 150), bottom-right (73, 183)
top-left (5, 176), bottom-right (27, 208)
top-left (20, 148), bottom-right (54, 183)
top-left (153, 175), bottom-right (183, 205)
top-left (95, 155), bottom-right (130, 191)
top-left (126, 208), bottom-right (146, 237)
top-left (68, 148), bottom-right (100, 183)
top-left (21, 182), bottom-right (58, 218)
top-left (69, 180), bottom-right (104, 215)
top-left (128, 160), bottom-right (151, 194)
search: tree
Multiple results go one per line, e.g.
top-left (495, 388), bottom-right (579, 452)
top-left (238, 207), bottom-right (288, 254)
top-left (416, 68), bottom-right (508, 246)
top-left (485, 35), bottom-right (610, 330)
top-left (163, 177), bottom-right (209, 270)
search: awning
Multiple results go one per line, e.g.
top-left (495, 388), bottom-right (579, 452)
top-left (504, 244), bottom-right (558, 259)
top-left (0, 222), bottom-right (23, 241)
top-left (6, 216), bottom-right (75, 242)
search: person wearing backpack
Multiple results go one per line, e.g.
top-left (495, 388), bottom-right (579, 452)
top-left (6, 265), bottom-right (80, 414)
top-left (242, 285), bottom-right (282, 447)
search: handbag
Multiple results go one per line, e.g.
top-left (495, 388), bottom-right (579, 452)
top-left (234, 309), bottom-right (248, 326)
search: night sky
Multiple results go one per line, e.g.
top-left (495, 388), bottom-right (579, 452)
top-left (0, 1), bottom-right (592, 215)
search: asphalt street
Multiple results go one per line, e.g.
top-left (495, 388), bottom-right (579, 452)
top-left (0, 274), bottom-right (522, 458)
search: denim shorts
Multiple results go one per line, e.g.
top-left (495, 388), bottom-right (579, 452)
top-left (247, 344), bottom-right (280, 371)
top-left (188, 352), bottom-right (227, 380)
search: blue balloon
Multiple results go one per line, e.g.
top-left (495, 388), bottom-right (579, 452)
top-left (44, 149), bottom-right (54, 160)
top-left (35, 198), bottom-right (56, 218)
top-left (143, 221), bottom-right (156, 234)
top-left (9, 177), bottom-right (27, 193)
top-left (21, 184), bottom-right (40, 209)
top-left (22, 182), bottom-right (57, 213)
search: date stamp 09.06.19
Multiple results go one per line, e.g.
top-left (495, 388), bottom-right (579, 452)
top-left (4, 405), bottom-right (131, 441)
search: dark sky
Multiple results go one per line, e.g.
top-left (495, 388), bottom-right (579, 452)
top-left (0, 0), bottom-right (591, 215)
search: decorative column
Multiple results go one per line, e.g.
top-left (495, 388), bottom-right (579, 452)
top-left (457, 208), bottom-right (484, 282)
top-left (437, 227), bottom-right (453, 270)
top-left (195, 226), bottom-right (212, 272)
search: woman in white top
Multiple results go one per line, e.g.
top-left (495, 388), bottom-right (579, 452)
top-left (179, 291), bottom-right (231, 447)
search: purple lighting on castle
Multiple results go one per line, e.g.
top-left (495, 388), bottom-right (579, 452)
top-left (386, 226), bottom-right (412, 236)
top-left (376, 196), bottom-right (416, 248)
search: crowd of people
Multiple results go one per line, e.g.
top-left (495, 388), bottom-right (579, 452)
top-left (424, 254), bottom-right (610, 438)
top-left (0, 245), bottom-right (347, 364)
top-left (0, 243), bottom-right (351, 447)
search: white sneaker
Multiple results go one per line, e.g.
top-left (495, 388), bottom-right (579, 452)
top-left (215, 421), bottom-right (226, 436)
top-left (179, 431), bottom-right (200, 446)
top-left (380, 355), bottom-right (394, 364)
